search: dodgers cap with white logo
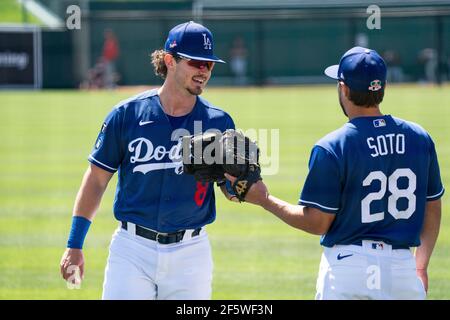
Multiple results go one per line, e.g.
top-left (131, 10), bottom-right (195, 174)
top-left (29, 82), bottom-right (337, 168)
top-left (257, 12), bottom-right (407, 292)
top-left (164, 21), bottom-right (225, 63)
top-left (324, 46), bottom-right (387, 92)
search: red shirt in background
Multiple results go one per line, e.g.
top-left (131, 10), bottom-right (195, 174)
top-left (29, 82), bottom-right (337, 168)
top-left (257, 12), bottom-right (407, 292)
top-left (103, 36), bottom-right (119, 62)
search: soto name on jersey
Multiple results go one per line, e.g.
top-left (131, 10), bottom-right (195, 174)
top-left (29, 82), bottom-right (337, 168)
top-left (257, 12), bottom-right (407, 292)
top-left (367, 134), bottom-right (405, 158)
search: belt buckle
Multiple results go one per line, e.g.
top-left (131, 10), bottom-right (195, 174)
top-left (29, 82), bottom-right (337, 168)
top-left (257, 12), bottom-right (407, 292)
top-left (155, 232), bottom-right (166, 244)
top-left (155, 231), bottom-right (173, 244)
top-left (154, 230), bottom-right (187, 244)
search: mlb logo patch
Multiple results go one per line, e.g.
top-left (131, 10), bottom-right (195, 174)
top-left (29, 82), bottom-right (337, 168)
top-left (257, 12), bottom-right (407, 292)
top-left (371, 243), bottom-right (384, 250)
top-left (373, 119), bottom-right (386, 128)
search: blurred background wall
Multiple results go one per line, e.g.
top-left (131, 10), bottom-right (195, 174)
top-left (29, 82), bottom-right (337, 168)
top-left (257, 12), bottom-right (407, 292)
top-left (2, 0), bottom-right (450, 88)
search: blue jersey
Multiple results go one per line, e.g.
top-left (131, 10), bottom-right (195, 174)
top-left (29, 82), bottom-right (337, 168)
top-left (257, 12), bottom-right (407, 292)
top-left (89, 89), bottom-right (235, 232)
top-left (299, 115), bottom-right (444, 248)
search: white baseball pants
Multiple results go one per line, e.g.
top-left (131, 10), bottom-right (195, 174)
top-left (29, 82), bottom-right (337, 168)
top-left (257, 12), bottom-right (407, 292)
top-left (102, 225), bottom-right (213, 300)
top-left (315, 240), bottom-right (426, 300)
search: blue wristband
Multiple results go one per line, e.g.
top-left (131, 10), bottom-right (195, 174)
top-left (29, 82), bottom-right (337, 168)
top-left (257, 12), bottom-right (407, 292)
top-left (67, 216), bottom-right (92, 249)
top-left (225, 180), bottom-right (236, 196)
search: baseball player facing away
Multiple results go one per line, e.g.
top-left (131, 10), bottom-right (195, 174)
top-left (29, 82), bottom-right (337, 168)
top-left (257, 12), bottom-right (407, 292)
top-left (60, 21), bottom-right (236, 299)
top-left (227, 47), bottom-right (444, 300)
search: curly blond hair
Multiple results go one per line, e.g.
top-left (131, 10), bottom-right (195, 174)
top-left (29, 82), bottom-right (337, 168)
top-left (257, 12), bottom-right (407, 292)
top-left (151, 49), bottom-right (168, 79)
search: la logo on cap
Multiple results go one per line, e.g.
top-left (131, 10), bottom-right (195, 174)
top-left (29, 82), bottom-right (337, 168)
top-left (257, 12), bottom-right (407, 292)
top-left (369, 79), bottom-right (382, 91)
top-left (202, 33), bottom-right (212, 49)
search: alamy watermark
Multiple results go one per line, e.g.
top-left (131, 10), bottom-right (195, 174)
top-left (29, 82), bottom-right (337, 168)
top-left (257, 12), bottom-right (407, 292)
top-left (66, 265), bottom-right (82, 289)
top-left (366, 5), bottom-right (381, 30)
top-left (66, 5), bottom-right (81, 30)
top-left (173, 123), bottom-right (280, 176)
top-left (125, 123), bottom-right (280, 176)
top-left (366, 265), bottom-right (381, 290)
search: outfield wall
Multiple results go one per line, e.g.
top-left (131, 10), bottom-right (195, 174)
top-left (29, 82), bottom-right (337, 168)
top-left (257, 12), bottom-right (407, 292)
top-left (86, 14), bottom-right (450, 87)
top-left (39, 2), bottom-right (450, 87)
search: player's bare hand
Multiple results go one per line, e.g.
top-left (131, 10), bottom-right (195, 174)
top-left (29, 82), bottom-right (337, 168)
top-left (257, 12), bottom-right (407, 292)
top-left (60, 248), bottom-right (85, 284)
top-left (224, 173), bottom-right (269, 206)
top-left (416, 268), bottom-right (428, 293)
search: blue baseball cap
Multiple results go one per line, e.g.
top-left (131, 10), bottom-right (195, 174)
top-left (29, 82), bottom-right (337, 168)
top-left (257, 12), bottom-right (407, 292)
top-left (324, 47), bottom-right (386, 92)
top-left (164, 21), bottom-right (225, 63)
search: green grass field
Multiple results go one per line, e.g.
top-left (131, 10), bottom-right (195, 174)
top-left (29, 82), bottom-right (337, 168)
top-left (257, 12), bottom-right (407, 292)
top-left (0, 85), bottom-right (449, 299)
top-left (0, 0), bottom-right (42, 24)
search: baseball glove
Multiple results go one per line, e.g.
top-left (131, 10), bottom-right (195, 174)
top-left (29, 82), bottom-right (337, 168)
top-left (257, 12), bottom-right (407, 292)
top-left (182, 131), bottom-right (225, 183)
top-left (182, 129), bottom-right (262, 202)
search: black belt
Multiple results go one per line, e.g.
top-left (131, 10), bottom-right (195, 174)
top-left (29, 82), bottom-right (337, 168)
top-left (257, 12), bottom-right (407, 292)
top-left (352, 240), bottom-right (410, 250)
top-left (121, 221), bottom-right (201, 245)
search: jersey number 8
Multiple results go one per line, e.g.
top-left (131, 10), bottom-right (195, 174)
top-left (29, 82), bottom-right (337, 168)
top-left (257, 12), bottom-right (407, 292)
top-left (361, 168), bottom-right (416, 223)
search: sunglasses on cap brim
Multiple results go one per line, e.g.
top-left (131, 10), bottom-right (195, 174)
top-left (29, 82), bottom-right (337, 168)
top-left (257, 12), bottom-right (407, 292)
top-left (172, 54), bottom-right (215, 71)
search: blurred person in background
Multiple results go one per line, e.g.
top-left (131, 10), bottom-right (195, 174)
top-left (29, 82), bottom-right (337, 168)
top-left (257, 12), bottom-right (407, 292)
top-left (229, 36), bottom-right (248, 86)
top-left (383, 50), bottom-right (404, 83)
top-left (102, 29), bottom-right (120, 89)
top-left (418, 48), bottom-right (438, 84)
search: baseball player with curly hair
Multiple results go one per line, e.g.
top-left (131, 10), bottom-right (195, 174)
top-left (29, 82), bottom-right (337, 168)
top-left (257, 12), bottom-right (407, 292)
top-left (227, 47), bottom-right (444, 299)
top-left (60, 21), bottom-right (236, 299)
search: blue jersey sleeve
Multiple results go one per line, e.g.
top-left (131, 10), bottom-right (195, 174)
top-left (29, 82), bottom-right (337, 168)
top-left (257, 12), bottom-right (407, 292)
top-left (88, 107), bottom-right (124, 173)
top-left (427, 138), bottom-right (445, 201)
top-left (299, 146), bottom-right (341, 213)
top-left (225, 114), bottom-right (235, 130)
